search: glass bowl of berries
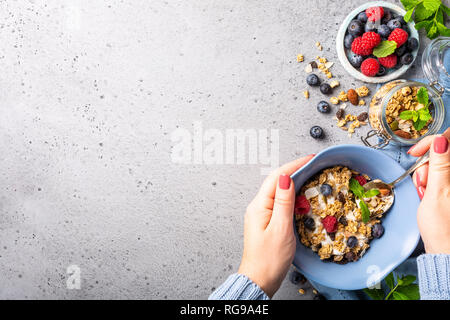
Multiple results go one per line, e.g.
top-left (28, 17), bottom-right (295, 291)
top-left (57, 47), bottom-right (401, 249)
top-left (337, 1), bottom-right (420, 83)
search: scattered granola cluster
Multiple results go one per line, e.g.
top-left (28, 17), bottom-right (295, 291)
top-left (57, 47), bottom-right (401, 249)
top-left (304, 56), bottom-right (335, 79)
top-left (330, 86), bottom-right (369, 106)
top-left (295, 166), bottom-right (393, 263)
top-left (331, 86), bottom-right (371, 137)
top-left (296, 42), bottom-right (374, 140)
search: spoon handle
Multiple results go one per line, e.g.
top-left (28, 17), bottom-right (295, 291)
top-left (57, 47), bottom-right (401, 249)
top-left (389, 150), bottom-right (430, 187)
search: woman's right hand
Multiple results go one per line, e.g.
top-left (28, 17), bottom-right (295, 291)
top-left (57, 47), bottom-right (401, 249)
top-left (408, 128), bottom-right (450, 254)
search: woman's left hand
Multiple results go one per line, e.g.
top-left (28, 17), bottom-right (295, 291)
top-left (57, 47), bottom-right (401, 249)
top-left (238, 155), bottom-right (315, 298)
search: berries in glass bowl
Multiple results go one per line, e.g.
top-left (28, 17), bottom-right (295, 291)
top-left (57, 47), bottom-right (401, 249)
top-left (337, 3), bottom-right (420, 83)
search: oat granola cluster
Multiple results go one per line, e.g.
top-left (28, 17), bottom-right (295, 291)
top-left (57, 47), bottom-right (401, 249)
top-left (295, 166), bottom-right (393, 264)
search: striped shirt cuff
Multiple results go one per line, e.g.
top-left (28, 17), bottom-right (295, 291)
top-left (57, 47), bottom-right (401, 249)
top-left (417, 254), bottom-right (450, 300)
top-left (209, 274), bottom-right (270, 300)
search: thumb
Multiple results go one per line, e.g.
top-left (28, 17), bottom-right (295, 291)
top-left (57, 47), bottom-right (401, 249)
top-left (427, 135), bottom-right (450, 192)
top-left (270, 174), bottom-right (296, 227)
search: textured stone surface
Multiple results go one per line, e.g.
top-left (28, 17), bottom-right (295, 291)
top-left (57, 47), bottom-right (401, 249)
top-left (0, 0), bottom-right (446, 299)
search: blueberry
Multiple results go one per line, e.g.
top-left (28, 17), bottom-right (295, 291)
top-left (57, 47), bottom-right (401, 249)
top-left (357, 12), bottom-right (368, 23)
top-left (345, 251), bottom-right (356, 262)
top-left (348, 20), bottom-right (364, 37)
top-left (289, 269), bottom-right (306, 285)
top-left (306, 74), bottom-right (320, 86)
top-left (339, 216), bottom-right (348, 226)
top-left (387, 19), bottom-right (402, 31)
top-left (402, 25), bottom-right (411, 36)
top-left (344, 34), bottom-right (354, 49)
top-left (381, 10), bottom-right (393, 25)
top-left (320, 183), bottom-right (333, 196)
top-left (328, 232), bottom-right (336, 241)
top-left (365, 21), bottom-right (378, 33)
top-left (349, 53), bottom-right (364, 68)
top-left (313, 294), bottom-right (327, 300)
top-left (407, 38), bottom-right (419, 51)
top-left (372, 223), bottom-right (384, 238)
top-left (377, 25), bottom-right (391, 38)
top-left (347, 236), bottom-right (358, 248)
top-left (395, 15), bottom-right (406, 25)
top-left (304, 217), bottom-right (315, 230)
top-left (377, 65), bottom-right (386, 76)
top-left (396, 44), bottom-right (407, 56)
top-left (400, 53), bottom-right (414, 65)
top-left (320, 83), bottom-right (332, 95)
top-left (310, 126), bottom-right (324, 139)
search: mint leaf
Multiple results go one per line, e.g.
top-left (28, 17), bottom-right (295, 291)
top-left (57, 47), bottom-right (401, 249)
top-left (399, 110), bottom-right (415, 120)
top-left (399, 275), bottom-right (416, 286)
top-left (437, 22), bottom-right (450, 36)
top-left (359, 200), bottom-right (370, 223)
top-left (393, 291), bottom-right (410, 300)
top-left (427, 23), bottom-right (439, 39)
top-left (441, 4), bottom-right (450, 15)
top-left (415, 3), bottom-right (435, 21)
top-left (385, 273), bottom-right (395, 289)
top-left (373, 41), bottom-right (397, 58)
top-left (349, 178), bottom-right (364, 198)
top-left (364, 189), bottom-right (380, 198)
top-left (419, 109), bottom-right (432, 122)
top-left (401, 0), bottom-right (421, 10)
top-left (415, 20), bottom-right (433, 30)
top-left (404, 8), bottom-right (415, 22)
top-left (397, 284), bottom-right (420, 300)
top-left (364, 288), bottom-right (385, 300)
top-left (417, 87), bottom-right (429, 106)
top-left (423, 0), bottom-right (442, 12)
top-left (414, 119), bottom-right (428, 131)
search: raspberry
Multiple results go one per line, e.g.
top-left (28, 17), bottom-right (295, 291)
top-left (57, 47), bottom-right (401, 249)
top-left (351, 37), bottom-right (372, 56)
top-left (388, 28), bottom-right (409, 48)
top-left (362, 32), bottom-right (381, 49)
top-left (322, 216), bottom-right (338, 233)
top-left (354, 175), bottom-right (367, 186)
top-left (365, 7), bottom-right (384, 22)
top-left (294, 195), bottom-right (310, 216)
top-left (378, 54), bottom-right (398, 68)
top-left (360, 58), bottom-right (380, 77)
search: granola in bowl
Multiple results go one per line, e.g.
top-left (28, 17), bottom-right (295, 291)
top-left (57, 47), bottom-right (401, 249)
top-left (294, 166), bottom-right (394, 264)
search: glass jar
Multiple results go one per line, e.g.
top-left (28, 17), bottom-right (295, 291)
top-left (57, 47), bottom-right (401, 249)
top-left (363, 37), bottom-right (449, 149)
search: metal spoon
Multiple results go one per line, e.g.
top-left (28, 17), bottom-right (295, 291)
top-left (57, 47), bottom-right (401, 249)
top-left (363, 150), bottom-right (430, 213)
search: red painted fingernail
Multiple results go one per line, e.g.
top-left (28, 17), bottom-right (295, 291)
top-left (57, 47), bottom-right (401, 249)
top-left (417, 186), bottom-right (425, 200)
top-left (416, 172), bottom-right (421, 187)
top-left (279, 174), bottom-right (291, 190)
top-left (434, 136), bottom-right (449, 154)
top-left (407, 145), bottom-right (416, 154)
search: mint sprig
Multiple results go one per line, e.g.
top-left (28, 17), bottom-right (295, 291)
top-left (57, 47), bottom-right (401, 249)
top-left (399, 87), bottom-right (432, 131)
top-left (364, 272), bottom-right (420, 300)
top-left (373, 41), bottom-right (398, 58)
top-left (401, 0), bottom-right (450, 39)
top-left (349, 178), bottom-right (380, 223)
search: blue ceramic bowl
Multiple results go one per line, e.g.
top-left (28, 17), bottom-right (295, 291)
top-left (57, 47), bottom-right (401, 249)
top-left (291, 145), bottom-right (420, 290)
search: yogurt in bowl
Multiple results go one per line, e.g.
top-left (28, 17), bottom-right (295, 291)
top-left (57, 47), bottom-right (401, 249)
top-left (291, 145), bottom-right (420, 290)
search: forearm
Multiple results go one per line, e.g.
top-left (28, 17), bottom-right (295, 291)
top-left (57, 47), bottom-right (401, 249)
top-left (209, 274), bottom-right (270, 300)
top-left (417, 254), bottom-right (450, 300)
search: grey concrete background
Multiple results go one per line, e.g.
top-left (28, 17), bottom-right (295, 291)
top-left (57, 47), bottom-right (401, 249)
top-left (0, 0), bottom-right (446, 299)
